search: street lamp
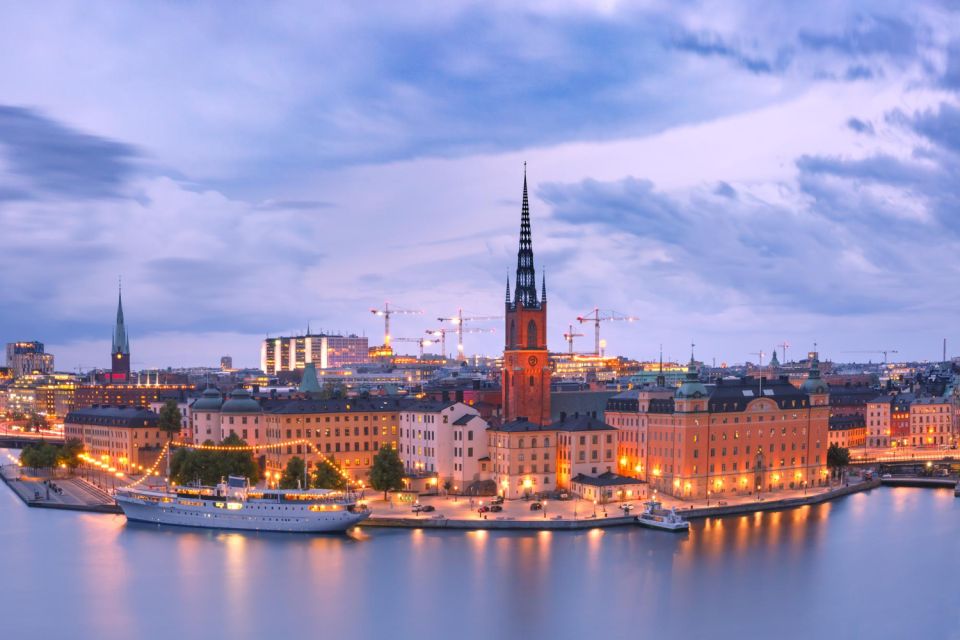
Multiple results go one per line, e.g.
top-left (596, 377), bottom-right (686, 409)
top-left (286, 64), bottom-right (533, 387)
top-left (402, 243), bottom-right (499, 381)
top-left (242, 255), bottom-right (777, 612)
top-left (542, 500), bottom-right (548, 519)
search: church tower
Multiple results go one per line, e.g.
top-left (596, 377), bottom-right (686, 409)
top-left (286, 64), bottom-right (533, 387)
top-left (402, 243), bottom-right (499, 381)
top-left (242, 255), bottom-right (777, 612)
top-left (111, 283), bottom-right (131, 381)
top-left (502, 166), bottom-right (550, 425)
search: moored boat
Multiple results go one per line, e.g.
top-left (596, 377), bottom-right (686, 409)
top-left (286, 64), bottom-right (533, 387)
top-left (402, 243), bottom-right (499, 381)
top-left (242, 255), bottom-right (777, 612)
top-left (116, 476), bottom-right (370, 533)
top-left (636, 499), bottom-right (689, 531)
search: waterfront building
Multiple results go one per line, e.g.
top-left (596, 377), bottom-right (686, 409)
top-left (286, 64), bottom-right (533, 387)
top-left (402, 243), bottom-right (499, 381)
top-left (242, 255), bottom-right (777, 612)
top-left (398, 401), bottom-right (488, 492)
top-left (502, 167), bottom-right (551, 426)
top-left (263, 397), bottom-right (404, 482)
top-left (866, 395), bottom-right (892, 448)
top-left (908, 396), bottom-right (953, 448)
top-left (828, 415), bottom-right (866, 450)
top-left (65, 405), bottom-right (164, 474)
top-left (571, 471), bottom-right (645, 504)
top-left (555, 415), bottom-right (618, 488)
top-left (607, 355), bottom-right (831, 499)
top-left (891, 394), bottom-right (911, 447)
top-left (486, 419), bottom-right (558, 498)
top-left (260, 333), bottom-right (369, 375)
top-left (188, 388), bottom-right (265, 445)
top-left (5, 341), bottom-right (54, 377)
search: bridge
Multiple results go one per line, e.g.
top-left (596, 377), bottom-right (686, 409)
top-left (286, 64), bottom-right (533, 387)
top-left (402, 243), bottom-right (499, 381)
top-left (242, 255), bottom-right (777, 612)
top-left (0, 434), bottom-right (65, 449)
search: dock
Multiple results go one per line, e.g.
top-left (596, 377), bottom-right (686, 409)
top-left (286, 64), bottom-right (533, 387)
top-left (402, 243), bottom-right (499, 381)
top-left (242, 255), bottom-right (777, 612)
top-left (0, 465), bottom-right (122, 514)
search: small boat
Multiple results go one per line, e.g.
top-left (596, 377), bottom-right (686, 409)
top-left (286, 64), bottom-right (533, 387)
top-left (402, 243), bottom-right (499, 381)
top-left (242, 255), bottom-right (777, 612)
top-left (954, 483), bottom-right (960, 498)
top-left (636, 499), bottom-right (689, 531)
top-left (116, 475), bottom-right (370, 533)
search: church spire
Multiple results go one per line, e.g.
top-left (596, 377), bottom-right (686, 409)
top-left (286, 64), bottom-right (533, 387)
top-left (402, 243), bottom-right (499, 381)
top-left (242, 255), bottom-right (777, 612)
top-left (541, 271), bottom-right (547, 304)
top-left (112, 281), bottom-right (129, 355)
top-left (513, 162), bottom-right (539, 308)
top-left (505, 276), bottom-right (511, 304)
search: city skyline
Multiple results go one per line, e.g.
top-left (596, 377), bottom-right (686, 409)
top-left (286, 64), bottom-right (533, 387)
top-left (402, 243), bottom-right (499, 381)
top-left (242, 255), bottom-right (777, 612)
top-left (3, 2), bottom-right (960, 367)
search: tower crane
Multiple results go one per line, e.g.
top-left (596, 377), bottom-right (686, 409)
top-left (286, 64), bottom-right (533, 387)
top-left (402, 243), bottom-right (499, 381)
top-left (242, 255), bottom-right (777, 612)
top-left (437, 309), bottom-right (502, 360)
top-left (370, 302), bottom-right (421, 349)
top-left (426, 327), bottom-right (495, 361)
top-left (576, 308), bottom-right (638, 357)
top-left (841, 349), bottom-right (899, 364)
top-left (777, 341), bottom-right (791, 363)
top-left (562, 324), bottom-right (584, 355)
top-left (392, 337), bottom-right (434, 359)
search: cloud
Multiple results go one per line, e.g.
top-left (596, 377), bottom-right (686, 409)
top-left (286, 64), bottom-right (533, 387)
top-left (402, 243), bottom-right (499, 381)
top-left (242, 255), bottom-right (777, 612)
top-left (909, 102), bottom-right (960, 155)
top-left (798, 14), bottom-right (918, 58)
top-left (669, 30), bottom-right (787, 74)
top-left (0, 105), bottom-right (140, 199)
top-left (846, 117), bottom-right (875, 134)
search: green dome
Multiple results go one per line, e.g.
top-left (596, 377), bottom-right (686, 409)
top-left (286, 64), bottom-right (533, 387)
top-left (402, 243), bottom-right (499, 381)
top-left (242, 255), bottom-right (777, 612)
top-left (191, 387), bottom-right (223, 411)
top-left (802, 355), bottom-right (828, 394)
top-left (676, 357), bottom-right (708, 399)
top-left (221, 388), bottom-right (261, 413)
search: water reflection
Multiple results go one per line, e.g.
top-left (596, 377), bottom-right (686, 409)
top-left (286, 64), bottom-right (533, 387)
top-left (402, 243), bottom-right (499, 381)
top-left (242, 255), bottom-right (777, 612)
top-left (1, 481), bottom-right (958, 640)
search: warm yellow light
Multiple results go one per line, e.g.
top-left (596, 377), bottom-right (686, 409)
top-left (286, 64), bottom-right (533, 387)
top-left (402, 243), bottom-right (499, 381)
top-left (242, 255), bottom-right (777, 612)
top-left (619, 457), bottom-right (628, 467)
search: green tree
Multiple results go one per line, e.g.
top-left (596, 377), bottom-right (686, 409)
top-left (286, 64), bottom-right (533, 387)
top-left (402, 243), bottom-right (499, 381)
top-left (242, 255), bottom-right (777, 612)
top-left (827, 443), bottom-right (851, 483)
top-left (157, 399), bottom-right (182, 442)
top-left (312, 458), bottom-right (348, 490)
top-left (57, 439), bottom-right (84, 470)
top-left (279, 456), bottom-right (307, 489)
top-left (169, 434), bottom-right (260, 486)
top-left (369, 445), bottom-right (404, 498)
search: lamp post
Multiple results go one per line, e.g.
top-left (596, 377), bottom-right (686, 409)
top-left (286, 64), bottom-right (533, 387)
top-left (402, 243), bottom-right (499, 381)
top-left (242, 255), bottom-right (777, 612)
top-left (542, 500), bottom-right (548, 519)
top-left (707, 489), bottom-right (711, 507)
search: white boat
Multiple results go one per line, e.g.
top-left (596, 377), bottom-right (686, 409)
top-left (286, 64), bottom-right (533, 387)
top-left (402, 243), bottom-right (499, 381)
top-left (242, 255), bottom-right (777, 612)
top-left (116, 476), bottom-right (370, 533)
top-left (636, 499), bottom-right (689, 531)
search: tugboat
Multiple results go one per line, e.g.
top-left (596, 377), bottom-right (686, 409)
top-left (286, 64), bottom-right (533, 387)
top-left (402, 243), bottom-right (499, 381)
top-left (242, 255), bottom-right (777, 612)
top-left (636, 498), bottom-right (689, 531)
top-left (116, 476), bottom-right (370, 533)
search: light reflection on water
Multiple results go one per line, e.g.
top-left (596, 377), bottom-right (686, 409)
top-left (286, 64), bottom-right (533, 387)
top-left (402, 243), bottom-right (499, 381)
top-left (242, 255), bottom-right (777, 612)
top-left (1, 479), bottom-right (958, 640)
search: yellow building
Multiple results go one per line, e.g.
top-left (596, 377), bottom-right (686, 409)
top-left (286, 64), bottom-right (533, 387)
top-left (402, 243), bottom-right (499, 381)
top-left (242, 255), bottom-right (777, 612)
top-left (65, 405), bottom-right (165, 473)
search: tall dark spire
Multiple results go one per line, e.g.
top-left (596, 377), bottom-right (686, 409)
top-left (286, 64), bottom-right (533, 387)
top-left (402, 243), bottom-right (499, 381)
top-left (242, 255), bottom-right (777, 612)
top-left (513, 163), bottom-right (539, 308)
top-left (112, 281), bottom-right (129, 355)
top-left (541, 271), bottom-right (547, 304)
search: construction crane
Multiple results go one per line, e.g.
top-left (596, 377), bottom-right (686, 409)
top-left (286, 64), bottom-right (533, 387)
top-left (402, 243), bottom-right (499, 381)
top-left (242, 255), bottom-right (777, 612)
top-left (842, 349), bottom-right (899, 364)
top-left (393, 337), bottom-right (434, 359)
top-left (437, 309), bottom-right (502, 360)
top-left (426, 327), bottom-right (495, 361)
top-left (576, 308), bottom-right (638, 357)
top-left (562, 323), bottom-right (584, 355)
top-left (777, 341), bottom-right (791, 363)
top-left (370, 302), bottom-right (421, 349)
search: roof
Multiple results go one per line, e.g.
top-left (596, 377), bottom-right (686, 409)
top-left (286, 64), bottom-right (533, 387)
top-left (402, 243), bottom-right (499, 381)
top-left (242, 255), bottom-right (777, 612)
top-left (452, 414), bottom-right (478, 426)
top-left (709, 377), bottom-right (810, 412)
top-left (401, 400), bottom-right (459, 413)
top-left (220, 388), bottom-right (261, 414)
top-left (829, 414), bottom-right (865, 430)
top-left (553, 415), bottom-right (616, 432)
top-left (66, 405), bottom-right (158, 428)
top-left (571, 472), bottom-right (644, 487)
top-left (487, 418), bottom-right (557, 433)
top-left (266, 397), bottom-right (412, 415)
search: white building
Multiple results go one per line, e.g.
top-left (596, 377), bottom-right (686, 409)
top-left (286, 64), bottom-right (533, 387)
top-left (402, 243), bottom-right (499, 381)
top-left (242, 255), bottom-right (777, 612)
top-left (398, 401), bottom-right (488, 492)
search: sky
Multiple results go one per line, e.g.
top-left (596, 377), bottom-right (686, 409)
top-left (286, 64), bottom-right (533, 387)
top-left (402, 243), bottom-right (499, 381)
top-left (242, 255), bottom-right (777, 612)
top-left (1, 0), bottom-right (960, 370)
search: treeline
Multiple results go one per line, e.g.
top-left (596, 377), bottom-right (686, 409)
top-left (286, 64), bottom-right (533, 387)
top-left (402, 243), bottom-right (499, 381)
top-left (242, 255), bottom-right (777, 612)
top-left (19, 439), bottom-right (83, 469)
top-left (169, 434), bottom-right (260, 486)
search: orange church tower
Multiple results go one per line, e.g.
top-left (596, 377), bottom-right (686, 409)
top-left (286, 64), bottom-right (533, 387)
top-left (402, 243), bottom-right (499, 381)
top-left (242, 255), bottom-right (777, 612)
top-left (502, 166), bottom-right (550, 425)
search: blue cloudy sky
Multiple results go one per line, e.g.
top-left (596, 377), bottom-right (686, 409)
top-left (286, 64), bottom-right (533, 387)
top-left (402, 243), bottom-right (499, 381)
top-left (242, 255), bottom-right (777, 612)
top-left (1, 1), bottom-right (959, 369)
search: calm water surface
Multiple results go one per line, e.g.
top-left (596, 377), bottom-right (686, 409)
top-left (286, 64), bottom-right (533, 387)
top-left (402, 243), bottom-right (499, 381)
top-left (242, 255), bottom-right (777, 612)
top-left (1, 461), bottom-right (958, 639)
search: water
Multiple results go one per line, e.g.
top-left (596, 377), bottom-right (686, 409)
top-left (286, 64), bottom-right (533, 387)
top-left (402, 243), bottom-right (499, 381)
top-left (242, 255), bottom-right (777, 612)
top-left (2, 465), bottom-right (959, 640)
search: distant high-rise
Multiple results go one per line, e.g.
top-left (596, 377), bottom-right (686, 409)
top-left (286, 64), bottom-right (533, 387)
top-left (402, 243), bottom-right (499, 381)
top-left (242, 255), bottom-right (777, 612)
top-left (5, 341), bottom-right (54, 377)
top-left (260, 333), bottom-right (369, 375)
top-left (110, 285), bottom-right (131, 382)
top-left (220, 356), bottom-right (233, 371)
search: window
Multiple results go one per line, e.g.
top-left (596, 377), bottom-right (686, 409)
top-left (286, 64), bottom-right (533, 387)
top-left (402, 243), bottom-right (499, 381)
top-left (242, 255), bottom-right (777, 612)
top-left (527, 320), bottom-right (538, 348)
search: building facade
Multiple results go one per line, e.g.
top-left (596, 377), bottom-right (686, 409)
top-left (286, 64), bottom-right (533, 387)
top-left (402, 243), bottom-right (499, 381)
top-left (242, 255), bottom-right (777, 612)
top-left (5, 342), bottom-right (54, 377)
top-left (397, 401), bottom-right (488, 492)
top-left (866, 395), bottom-right (892, 448)
top-left (486, 419), bottom-right (557, 499)
top-left (65, 405), bottom-right (164, 473)
top-left (502, 169), bottom-right (551, 426)
top-left (260, 333), bottom-right (369, 375)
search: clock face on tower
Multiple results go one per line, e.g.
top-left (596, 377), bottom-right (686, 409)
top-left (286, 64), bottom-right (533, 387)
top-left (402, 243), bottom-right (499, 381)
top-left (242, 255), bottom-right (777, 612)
top-left (527, 355), bottom-right (538, 367)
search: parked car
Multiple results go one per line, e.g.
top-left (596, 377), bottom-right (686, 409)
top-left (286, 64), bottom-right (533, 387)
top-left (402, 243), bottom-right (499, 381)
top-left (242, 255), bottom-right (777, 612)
top-left (492, 496), bottom-right (504, 505)
top-left (420, 505), bottom-right (436, 512)
top-left (529, 502), bottom-right (543, 511)
top-left (477, 506), bottom-right (490, 513)
top-left (489, 504), bottom-right (503, 512)
top-left (881, 473), bottom-right (892, 479)
top-left (412, 504), bottom-right (424, 513)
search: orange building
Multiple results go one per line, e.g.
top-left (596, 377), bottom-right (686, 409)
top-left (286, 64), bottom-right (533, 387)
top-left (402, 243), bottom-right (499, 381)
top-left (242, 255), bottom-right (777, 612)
top-left (608, 356), bottom-right (831, 499)
top-left (263, 398), bottom-right (403, 482)
top-left (486, 419), bottom-right (557, 498)
top-left (65, 405), bottom-right (165, 473)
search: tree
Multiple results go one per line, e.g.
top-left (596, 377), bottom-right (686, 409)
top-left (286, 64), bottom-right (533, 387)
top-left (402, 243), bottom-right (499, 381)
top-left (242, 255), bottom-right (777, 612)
top-left (279, 456), bottom-right (307, 489)
top-left (157, 399), bottom-right (182, 442)
top-left (312, 458), bottom-right (348, 490)
top-left (169, 434), bottom-right (260, 486)
top-left (827, 443), bottom-right (851, 483)
top-left (57, 439), bottom-right (84, 470)
top-left (369, 445), bottom-right (404, 498)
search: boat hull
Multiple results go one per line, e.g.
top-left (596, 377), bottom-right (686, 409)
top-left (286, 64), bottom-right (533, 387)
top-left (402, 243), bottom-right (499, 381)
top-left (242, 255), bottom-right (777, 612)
top-left (636, 516), bottom-right (689, 531)
top-left (116, 495), bottom-right (370, 533)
